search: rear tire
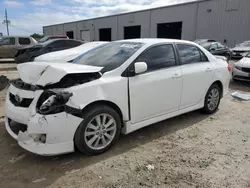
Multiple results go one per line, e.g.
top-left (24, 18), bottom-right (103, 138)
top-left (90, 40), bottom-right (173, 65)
top-left (74, 105), bottom-right (121, 155)
top-left (202, 84), bottom-right (221, 114)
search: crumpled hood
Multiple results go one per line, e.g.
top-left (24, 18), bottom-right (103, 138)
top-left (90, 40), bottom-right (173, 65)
top-left (232, 46), bottom-right (250, 52)
top-left (236, 57), bottom-right (250, 68)
top-left (17, 62), bottom-right (103, 86)
top-left (34, 42), bottom-right (108, 62)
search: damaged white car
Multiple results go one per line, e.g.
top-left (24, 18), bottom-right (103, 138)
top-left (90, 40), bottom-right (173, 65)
top-left (5, 39), bottom-right (231, 156)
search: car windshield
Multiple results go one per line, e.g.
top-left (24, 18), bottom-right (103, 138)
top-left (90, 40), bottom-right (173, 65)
top-left (73, 42), bottom-right (144, 72)
top-left (200, 42), bottom-right (211, 50)
top-left (39, 36), bottom-right (49, 43)
top-left (238, 41), bottom-right (250, 47)
top-left (195, 39), bottom-right (206, 45)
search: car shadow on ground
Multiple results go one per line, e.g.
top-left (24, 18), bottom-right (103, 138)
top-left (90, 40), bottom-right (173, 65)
top-left (230, 80), bottom-right (250, 92)
top-left (0, 109), bottom-right (212, 188)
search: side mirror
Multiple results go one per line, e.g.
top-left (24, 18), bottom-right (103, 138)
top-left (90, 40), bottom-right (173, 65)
top-left (210, 48), bottom-right (215, 51)
top-left (134, 62), bottom-right (147, 74)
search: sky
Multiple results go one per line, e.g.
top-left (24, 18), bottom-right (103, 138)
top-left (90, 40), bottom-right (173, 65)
top-left (0, 0), bottom-right (196, 36)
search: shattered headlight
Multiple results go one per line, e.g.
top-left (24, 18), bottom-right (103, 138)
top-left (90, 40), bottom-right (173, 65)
top-left (37, 91), bottom-right (73, 115)
top-left (235, 65), bottom-right (242, 71)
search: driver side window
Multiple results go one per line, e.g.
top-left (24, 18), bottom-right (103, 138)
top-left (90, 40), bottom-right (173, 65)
top-left (0, 37), bottom-right (15, 45)
top-left (136, 44), bottom-right (176, 72)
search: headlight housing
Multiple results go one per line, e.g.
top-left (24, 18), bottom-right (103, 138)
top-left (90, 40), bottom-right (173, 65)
top-left (235, 65), bottom-right (242, 70)
top-left (37, 91), bottom-right (73, 115)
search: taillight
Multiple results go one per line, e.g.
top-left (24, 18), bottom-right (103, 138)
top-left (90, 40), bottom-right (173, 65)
top-left (228, 65), bottom-right (232, 72)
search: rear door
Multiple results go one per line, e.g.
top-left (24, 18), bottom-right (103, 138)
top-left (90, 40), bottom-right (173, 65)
top-left (0, 37), bottom-right (16, 58)
top-left (129, 44), bottom-right (182, 124)
top-left (177, 43), bottom-right (214, 109)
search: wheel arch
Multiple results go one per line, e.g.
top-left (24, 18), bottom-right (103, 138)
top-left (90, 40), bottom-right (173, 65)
top-left (81, 100), bottom-right (123, 122)
top-left (211, 80), bottom-right (223, 98)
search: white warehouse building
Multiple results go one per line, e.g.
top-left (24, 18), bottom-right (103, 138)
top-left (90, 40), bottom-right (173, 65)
top-left (43, 0), bottom-right (250, 47)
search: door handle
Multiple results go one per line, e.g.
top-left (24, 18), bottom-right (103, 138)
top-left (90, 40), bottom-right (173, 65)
top-left (172, 73), bottom-right (181, 79)
top-left (206, 68), bottom-right (212, 72)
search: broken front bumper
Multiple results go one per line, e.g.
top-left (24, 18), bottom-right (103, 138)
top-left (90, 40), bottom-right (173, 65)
top-left (232, 67), bottom-right (250, 81)
top-left (5, 84), bottom-right (83, 156)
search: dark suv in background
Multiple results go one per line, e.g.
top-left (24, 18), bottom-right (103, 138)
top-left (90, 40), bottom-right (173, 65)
top-left (15, 39), bottom-right (84, 64)
top-left (38, 35), bottom-right (69, 43)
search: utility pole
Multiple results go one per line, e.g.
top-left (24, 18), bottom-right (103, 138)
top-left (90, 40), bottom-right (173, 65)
top-left (5, 9), bottom-right (9, 36)
top-left (2, 9), bottom-right (10, 36)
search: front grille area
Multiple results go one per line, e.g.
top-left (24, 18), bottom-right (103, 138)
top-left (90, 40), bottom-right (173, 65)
top-left (242, 67), bottom-right (250, 73)
top-left (9, 93), bottom-right (33, 108)
top-left (8, 118), bottom-right (27, 135)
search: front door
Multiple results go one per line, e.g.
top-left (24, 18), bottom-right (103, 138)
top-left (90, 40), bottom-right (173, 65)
top-left (176, 44), bottom-right (214, 109)
top-left (129, 44), bottom-right (182, 124)
top-left (0, 37), bottom-right (16, 58)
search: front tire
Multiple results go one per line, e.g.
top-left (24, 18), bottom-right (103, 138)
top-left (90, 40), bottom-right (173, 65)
top-left (202, 84), bottom-right (221, 114)
top-left (74, 105), bottom-right (121, 155)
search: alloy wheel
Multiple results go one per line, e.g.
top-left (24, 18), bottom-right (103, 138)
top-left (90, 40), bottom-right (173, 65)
top-left (84, 113), bottom-right (117, 150)
top-left (207, 88), bottom-right (220, 111)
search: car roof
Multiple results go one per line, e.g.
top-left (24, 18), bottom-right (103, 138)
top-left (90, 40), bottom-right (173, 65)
top-left (40, 38), bottom-right (83, 46)
top-left (115, 38), bottom-right (196, 45)
top-left (1, 36), bottom-right (33, 38)
top-left (48, 35), bottom-right (68, 37)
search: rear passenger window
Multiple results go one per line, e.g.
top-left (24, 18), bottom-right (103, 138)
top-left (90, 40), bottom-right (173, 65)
top-left (177, 44), bottom-right (208, 65)
top-left (1, 37), bottom-right (15, 45)
top-left (19, 38), bottom-right (31, 45)
top-left (137, 44), bottom-right (176, 72)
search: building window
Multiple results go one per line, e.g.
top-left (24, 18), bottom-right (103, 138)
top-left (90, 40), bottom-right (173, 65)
top-left (226, 0), bottom-right (239, 11)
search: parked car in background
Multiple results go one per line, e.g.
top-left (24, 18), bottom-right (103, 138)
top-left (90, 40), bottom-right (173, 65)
top-left (34, 41), bottom-right (108, 62)
top-left (200, 42), bottom-right (232, 61)
top-left (194, 39), bottom-right (216, 45)
top-left (5, 39), bottom-right (230, 156)
top-left (15, 39), bottom-right (83, 64)
top-left (0, 36), bottom-right (37, 59)
top-left (232, 52), bottom-right (250, 81)
top-left (232, 41), bottom-right (250, 59)
top-left (38, 35), bottom-right (69, 43)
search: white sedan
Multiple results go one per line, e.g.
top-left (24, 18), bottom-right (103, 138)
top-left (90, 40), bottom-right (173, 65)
top-left (34, 41), bottom-right (108, 62)
top-left (5, 39), bottom-right (231, 156)
top-left (232, 52), bottom-right (250, 81)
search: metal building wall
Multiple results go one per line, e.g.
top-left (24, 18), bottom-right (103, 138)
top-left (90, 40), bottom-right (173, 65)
top-left (43, 26), bottom-right (53, 36)
top-left (196, 0), bottom-right (250, 47)
top-left (43, 0), bottom-right (250, 45)
top-left (117, 11), bottom-right (151, 40)
top-left (76, 20), bottom-right (95, 41)
top-left (150, 3), bottom-right (197, 40)
top-left (52, 24), bottom-right (64, 35)
top-left (63, 22), bottom-right (77, 38)
top-left (94, 16), bottom-right (118, 41)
